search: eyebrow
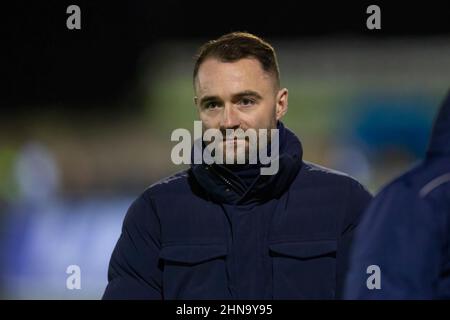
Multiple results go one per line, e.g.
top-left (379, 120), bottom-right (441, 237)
top-left (199, 90), bottom-right (263, 106)
top-left (233, 90), bottom-right (263, 100)
top-left (199, 95), bottom-right (220, 106)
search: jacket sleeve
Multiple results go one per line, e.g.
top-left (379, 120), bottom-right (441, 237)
top-left (102, 193), bottom-right (163, 299)
top-left (343, 182), bottom-right (446, 299)
top-left (336, 178), bottom-right (373, 298)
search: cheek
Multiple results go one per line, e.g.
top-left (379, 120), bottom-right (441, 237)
top-left (199, 113), bottom-right (218, 129)
top-left (246, 102), bottom-right (276, 125)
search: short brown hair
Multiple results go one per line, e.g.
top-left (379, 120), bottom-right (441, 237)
top-left (193, 32), bottom-right (280, 87)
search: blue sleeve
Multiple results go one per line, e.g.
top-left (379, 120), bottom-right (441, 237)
top-left (343, 183), bottom-right (446, 299)
top-left (102, 194), bottom-right (163, 299)
top-left (336, 179), bottom-right (373, 298)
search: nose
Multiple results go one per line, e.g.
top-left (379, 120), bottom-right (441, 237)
top-left (219, 103), bottom-right (240, 131)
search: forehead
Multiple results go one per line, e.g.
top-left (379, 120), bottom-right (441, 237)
top-left (195, 57), bottom-right (274, 96)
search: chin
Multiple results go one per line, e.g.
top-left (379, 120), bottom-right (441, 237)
top-left (216, 140), bottom-right (250, 164)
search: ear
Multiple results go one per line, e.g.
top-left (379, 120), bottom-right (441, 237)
top-left (275, 88), bottom-right (288, 120)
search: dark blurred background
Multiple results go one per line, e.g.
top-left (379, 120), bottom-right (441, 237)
top-left (1, 0), bottom-right (449, 298)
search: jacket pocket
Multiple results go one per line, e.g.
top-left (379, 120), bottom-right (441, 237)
top-left (269, 240), bottom-right (337, 299)
top-left (159, 243), bottom-right (229, 299)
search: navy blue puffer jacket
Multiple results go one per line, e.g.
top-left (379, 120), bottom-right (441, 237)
top-left (103, 122), bottom-right (372, 299)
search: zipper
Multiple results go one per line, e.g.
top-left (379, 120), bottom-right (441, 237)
top-left (207, 165), bottom-right (246, 195)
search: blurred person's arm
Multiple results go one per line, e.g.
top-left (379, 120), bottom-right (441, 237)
top-left (103, 194), bottom-right (162, 299)
top-left (343, 180), bottom-right (446, 299)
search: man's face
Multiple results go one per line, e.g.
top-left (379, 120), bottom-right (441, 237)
top-left (194, 57), bottom-right (288, 162)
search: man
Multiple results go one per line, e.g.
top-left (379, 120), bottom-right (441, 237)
top-left (103, 32), bottom-right (372, 299)
top-left (344, 91), bottom-right (450, 299)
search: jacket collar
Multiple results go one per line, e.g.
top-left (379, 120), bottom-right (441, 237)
top-left (190, 121), bottom-right (303, 205)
